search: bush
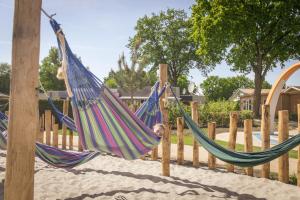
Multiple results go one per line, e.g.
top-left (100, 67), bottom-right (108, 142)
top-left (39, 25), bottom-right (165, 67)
top-left (168, 102), bottom-right (191, 129)
top-left (198, 100), bottom-right (239, 127)
top-left (240, 110), bottom-right (254, 120)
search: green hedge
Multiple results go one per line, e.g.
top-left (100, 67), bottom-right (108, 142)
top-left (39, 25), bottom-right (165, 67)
top-left (167, 100), bottom-right (246, 128)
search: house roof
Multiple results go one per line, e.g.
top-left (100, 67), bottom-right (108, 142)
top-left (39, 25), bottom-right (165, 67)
top-left (230, 86), bottom-right (300, 101)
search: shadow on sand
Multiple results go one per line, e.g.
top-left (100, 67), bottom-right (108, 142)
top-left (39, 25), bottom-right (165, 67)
top-left (58, 167), bottom-right (266, 200)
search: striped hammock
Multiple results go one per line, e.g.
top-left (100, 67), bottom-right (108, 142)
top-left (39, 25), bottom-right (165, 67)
top-left (50, 19), bottom-right (161, 160)
top-left (0, 112), bottom-right (99, 168)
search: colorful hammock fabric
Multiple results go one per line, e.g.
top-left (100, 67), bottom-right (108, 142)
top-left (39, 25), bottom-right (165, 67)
top-left (169, 86), bottom-right (300, 167)
top-left (48, 81), bottom-right (165, 132)
top-left (0, 121), bottom-right (99, 168)
top-left (50, 19), bottom-right (160, 160)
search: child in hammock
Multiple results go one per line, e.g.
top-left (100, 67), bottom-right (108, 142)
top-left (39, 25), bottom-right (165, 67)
top-left (153, 123), bottom-right (165, 138)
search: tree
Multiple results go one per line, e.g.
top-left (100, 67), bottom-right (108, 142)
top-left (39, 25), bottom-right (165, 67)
top-left (128, 9), bottom-right (206, 86)
top-left (200, 75), bottom-right (271, 101)
top-left (192, 0), bottom-right (300, 117)
top-left (40, 47), bottom-right (66, 91)
top-left (0, 63), bottom-right (11, 94)
top-left (111, 40), bottom-right (151, 104)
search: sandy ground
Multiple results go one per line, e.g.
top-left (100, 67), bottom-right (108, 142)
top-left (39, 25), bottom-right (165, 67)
top-left (1, 150), bottom-right (300, 200)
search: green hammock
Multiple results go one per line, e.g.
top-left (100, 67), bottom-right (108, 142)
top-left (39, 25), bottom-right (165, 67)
top-left (170, 86), bottom-right (300, 167)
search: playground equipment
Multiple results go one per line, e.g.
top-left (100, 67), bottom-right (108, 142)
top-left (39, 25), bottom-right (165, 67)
top-left (266, 62), bottom-right (300, 133)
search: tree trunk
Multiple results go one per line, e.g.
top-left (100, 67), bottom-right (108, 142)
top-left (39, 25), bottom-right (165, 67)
top-left (253, 71), bottom-right (263, 118)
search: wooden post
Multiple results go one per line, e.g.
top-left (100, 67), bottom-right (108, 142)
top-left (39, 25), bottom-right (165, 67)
top-left (227, 112), bottom-right (238, 172)
top-left (159, 64), bottom-right (170, 176)
top-left (151, 147), bottom-right (158, 160)
top-left (4, 1), bottom-right (41, 199)
top-left (191, 101), bottom-right (199, 167)
top-left (177, 117), bottom-right (184, 165)
top-left (62, 99), bottom-right (69, 149)
top-left (36, 117), bottom-right (43, 143)
top-left (208, 122), bottom-right (216, 169)
top-left (52, 124), bottom-right (59, 148)
top-left (45, 110), bottom-right (51, 146)
top-left (78, 138), bottom-right (83, 151)
top-left (278, 110), bottom-right (289, 183)
top-left (244, 119), bottom-right (253, 176)
top-left (69, 130), bottom-right (73, 150)
top-left (297, 104), bottom-right (300, 187)
top-left (51, 114), bottom-right (55, 130)
top-left (41, 113), bottom-right (45, 130)
top-left (261, 104), bottom-right (270, 178)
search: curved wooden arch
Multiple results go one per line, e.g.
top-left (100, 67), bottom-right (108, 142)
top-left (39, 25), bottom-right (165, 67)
top-left (265, 62), bottom-right (300, 132)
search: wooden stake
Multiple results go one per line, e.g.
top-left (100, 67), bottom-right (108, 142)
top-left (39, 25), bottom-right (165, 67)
top-left (297, 104), bottom-right (300, 187)
top-left (227, 112), bottom-right (238, 172)
top-left (261, 104), bottom-right (270, 178)
top-left (78, 138), bottom-right (83, 151)
top-left (244, 119), bottom-right (253, 176)
top-left (151, 147), bottom-right (158, 161)
top-left (36, 117), bottom-right (43, 143)
top-left (69, 130), bottom-right (73, 150)
top-left (53, 124), bottom-right (59, 148)
top-left (4, 1), bottom-right (41, 199)
top-left (278, 110), bottom-right (289, 183)
top-left (208, 122), bottom-right (216, 169)
top-left (177, 117), bottom-right (184, 165)
top-left (159, 64), bottom-right (170, 176)
top-left (191, 101), bottom-right (199, 167)
top-left (62, 99), bottom-right (69, 149)
top-left (45, 110), bottom-right (51, 146)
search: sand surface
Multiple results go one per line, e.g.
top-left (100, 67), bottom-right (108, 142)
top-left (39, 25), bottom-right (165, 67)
top-left (0, 150), bottom-right (300, 200)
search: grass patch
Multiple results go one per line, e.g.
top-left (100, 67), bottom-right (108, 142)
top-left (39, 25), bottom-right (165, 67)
top-left (170, 134), bottom-right (298, 159)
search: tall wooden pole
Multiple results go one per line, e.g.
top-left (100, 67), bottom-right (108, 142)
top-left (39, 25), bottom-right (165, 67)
top-left (227, 112), bottom-right (238, 172)
top-left (244, 119), bottom-right (253, 176)
top-left (297, 104), bottom-right (300, 187)
top-left (278, 110), bottom-right (289, 183)
top-left (261, 104), bottom-right (270, 178)
top-left (177, 117), bottom-right (184, 165)
top-left (62, 99), bottom-right (69, 149)
top-left (4, 1), bottom-right (41, 199)
top-left (191, 101), bottom-right (199, 167)
top-left (159, 64), bottom-right (170, 176)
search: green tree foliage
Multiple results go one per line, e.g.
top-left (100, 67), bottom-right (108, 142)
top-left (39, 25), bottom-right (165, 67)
top-left (0, 63), bottom-right (11, 94)
top-left (111, 41), bottom-right (152, 104)
top-left (129, 9), bottom-right (205, 86)
top-left (200, 76), bottom-right (271, 101)
top-left (40, 47), bottom-right (66, 91)
top-left (192, 0), bottom-right (300, 116)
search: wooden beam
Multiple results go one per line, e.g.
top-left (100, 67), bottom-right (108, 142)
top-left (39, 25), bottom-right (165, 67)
top-left (244, 119), bottom-right (253, 176)
top-left (208, 122), bottom-right (216, 169)
top-left (52, 124), bottom-right (59, 148)
top-left (4, 1), bottom-right (41, 199)
top-left (261, 104), bottom-right (270, 178)
top-left (278, 110), bottom-right (289, 183)
top-left (45, 110), bottom-right (51, 145)
top-left (191, 101), bottom-right (199, 167)
top-left (227, 112), bottom-right (238, 172)
top-left (62, 99), bottom-right (69, 149)
top-left (177, 117), bottom-right (184, 165)
top-left (159, 64), bottom-right (170, 176)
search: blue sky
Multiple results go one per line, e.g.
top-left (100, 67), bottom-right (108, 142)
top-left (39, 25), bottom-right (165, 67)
top-left (1, 0), bottom-right (299, 92)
